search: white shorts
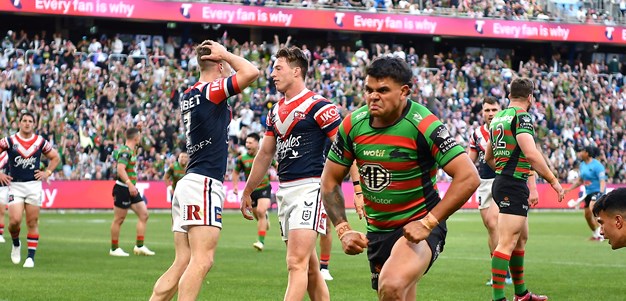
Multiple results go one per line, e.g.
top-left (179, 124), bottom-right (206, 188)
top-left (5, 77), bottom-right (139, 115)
top-left (171, 173), bottom-right (225, 233)
top-left (8, 181), bottom-right (43, 206)
top-left (276, 178), bottom-right (327, 241)
top-left (0, 186), bottom-right (7, 205)
top-left (477, 178), bottom-right (495, 210)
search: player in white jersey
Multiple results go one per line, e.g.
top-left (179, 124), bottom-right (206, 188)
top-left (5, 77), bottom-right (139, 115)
top-left (240, 46), bottom-right (359, 301)
top-left (150, 40), bottom-right (259, 301)
top-left (0, 151), bottom-right (9, 243)
top-left (467, 96), bottom-right (512, 285)
top-left (0, 112), bottom-right (60, 268)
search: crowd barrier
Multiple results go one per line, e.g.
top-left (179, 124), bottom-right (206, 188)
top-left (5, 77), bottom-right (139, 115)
top-left (39, 181), bottom-right (626, 210)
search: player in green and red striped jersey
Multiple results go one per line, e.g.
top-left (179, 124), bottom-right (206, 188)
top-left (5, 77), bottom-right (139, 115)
top-left (232, 133), bottom-right (275, 251)
top-left (321, 56), bottom-right (480, 300)
top-left (485, 78), bottom-right (564, 301)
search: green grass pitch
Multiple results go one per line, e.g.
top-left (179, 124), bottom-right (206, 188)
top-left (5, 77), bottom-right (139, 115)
top-left (1, 211), bottom-right (624, 300)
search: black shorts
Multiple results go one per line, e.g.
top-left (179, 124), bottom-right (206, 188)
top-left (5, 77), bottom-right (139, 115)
top-left (366, 221), bottom-right (447, 291)
top-left (583, 192), bottom-right (603, 208)
top-left (492, 175), bottom-right (529, 217)
top-left (112, 183), bottom-right (143, 209)
top-left (250, 185), bottom-right (272, 208)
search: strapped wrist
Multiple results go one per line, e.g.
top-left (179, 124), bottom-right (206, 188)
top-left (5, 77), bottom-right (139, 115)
top-left (420, 212), bottom-right (439, 231)
top-left (335, 222), bottom-right (352, 239)
top-left (352, 180), bottom-right (360, 186)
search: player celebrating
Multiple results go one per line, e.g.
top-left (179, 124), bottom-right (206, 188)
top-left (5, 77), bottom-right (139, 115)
top-left (564, 146), bottom-right (606, 240)
top-left (232, 133), bottom-right (274, 251)
top-left (467, 96), bottom-right (512, 286)
top-left (150, 39), bottom-right (259, 301)
top-left (321, 56), bottom-right (480, 300)
top-left (109, 127), bottom-right (155, 257)
top-left (485, 77), bottom-right (564, 301)
top-left (0, 112), bottom-right (60, 268)
top-left (165, 152), bottom-right (189, 201)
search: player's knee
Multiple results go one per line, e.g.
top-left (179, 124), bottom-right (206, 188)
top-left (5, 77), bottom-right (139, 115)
top-left (285, 255), bottom-right (308, 272)
top-left (139, 212), bottom-right (150, 222)
top-left (26, 218), bottom-right (38, 229)
top-left (378, 278), bottom-right (405, 301)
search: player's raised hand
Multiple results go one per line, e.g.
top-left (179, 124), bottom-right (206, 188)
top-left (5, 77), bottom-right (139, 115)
top-left (198, 40), bottom-right (229, 61)
top-left (240, 192), bottom-right (254, 220)
top-left (339, 231), bottom-right (368, 255)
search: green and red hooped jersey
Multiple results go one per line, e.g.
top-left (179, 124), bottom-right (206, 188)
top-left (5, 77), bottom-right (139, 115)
top-left (488, 107), bottom-right (535, 181)
top-left (114, 145), bottom-right (137, 185)
top-left (327, 101), bottom-right (466, 233)
top-left (235, 153), bottom-right (273, 191)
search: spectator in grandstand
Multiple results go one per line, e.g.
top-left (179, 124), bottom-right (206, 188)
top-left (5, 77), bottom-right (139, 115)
top-left (467, 96), bottom-right (512, 286)
top-left (564, 146), bottom-right (606, 240)
top-left (321, 56), bottom-right (479, 300)
top-left (485, 77), bottom-right (565, 301)
top-left (231, 132), bottom-right (274, 251)
top-left (0, 112), bottom-right (60, 268)
top-left (593, 188), bottom-right (626, 250)
top-left (240, 46), bottom-right (356, 301)
top-left (150, 39), bottom-right (259, 301)
top-left (109, 127), bottom-right (155, 257)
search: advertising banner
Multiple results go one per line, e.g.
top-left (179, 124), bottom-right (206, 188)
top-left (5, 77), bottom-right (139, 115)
top-left (3, 1), bottom-right (626, 44)
top-left (39, 180), bottom-right (626, 209)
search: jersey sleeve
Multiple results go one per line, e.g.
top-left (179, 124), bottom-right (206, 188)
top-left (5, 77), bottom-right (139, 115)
top-left (265, 108), bottom-right (276, 137)
top-left (41, 138), bottom-right (52, 154)
top-left (203, 75), bottom-right (241, 104)
top-left (327, 116), bottom-right (355, 167)
top-left (117, 148), bottom-right (130, 166)
top-left (515, 112), bottom-right (535, 136)
top-left (417, 113), bottom-right (465, 168)
top-left (313, 101), bottom-right (342, 138)
top-left (596, 162), bottom-right (607, 181)
top-left (234, 156), bottom-right (244, 173)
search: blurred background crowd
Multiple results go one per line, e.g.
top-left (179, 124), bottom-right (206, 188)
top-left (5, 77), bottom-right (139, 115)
top-left (1, 26), bottom-right (625, 184)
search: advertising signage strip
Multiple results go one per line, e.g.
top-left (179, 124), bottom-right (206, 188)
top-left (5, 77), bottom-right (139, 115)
top-left (3, 1), bottom-right (625, 44)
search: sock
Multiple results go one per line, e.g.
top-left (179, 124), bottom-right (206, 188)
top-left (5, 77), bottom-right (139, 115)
top-left (510, 250), bottom-right (528, 296)
top-left (10, 227), bottom-right (20, 247)
top-left (136, 236), bottom-right (144, 248)
top-left (0, 223), bottom-right (4, 235)
top-left (320, 254), bottom-right (331, 270)
top-left (27, 234), bottom-right (39, 259)
top-left (491, 251), bottom-right (511, 301)
top-left (111, 239), bottom-right (119, 250)
top-left (258, 231), bottom-right (266, 244)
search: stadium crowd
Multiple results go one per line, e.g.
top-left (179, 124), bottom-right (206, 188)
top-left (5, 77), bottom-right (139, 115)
top-left (1, 29), bottom-right (625, 184)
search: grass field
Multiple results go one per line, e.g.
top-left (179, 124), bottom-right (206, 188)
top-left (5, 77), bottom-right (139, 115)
top-left (1, 210), bottom-right (625, 301)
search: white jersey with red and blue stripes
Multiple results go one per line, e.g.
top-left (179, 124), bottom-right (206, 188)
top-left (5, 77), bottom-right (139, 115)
top-left (266, 89), bottom-right (341, 182)
top-left (181, 75), bottom-right (240, 182)
top-left (0, 134), bottom-right (52, 182)
top-left (469, 124), bottom-right (496, 179)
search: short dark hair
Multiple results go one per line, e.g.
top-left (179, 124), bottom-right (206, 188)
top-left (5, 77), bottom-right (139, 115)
top-left (593, 188), bottom-right (626, 217)
top-left (126, 127), bottom-right (140, 139)
top-left (247, 132), bottom-right (260, 142)
top-left (584, 146), bottom-right (598, 158)
top-left (509, 78), bottom-right (534, 99)
top-left (365, 56), bottom-right (412, 86)
top-left (19, 111), bottom-right (36, 123)
top-left (483, 96), bottom-right (498, 106)
top-left (275, 46), bottom-right (308, 79)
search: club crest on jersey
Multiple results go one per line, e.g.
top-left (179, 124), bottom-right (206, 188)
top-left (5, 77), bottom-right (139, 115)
top-left (521, 115), bottom-right (532, 123)
top-left (12, 143), bottom-right (19, 150)
top-left (294, 111), bottom-right (306, 120)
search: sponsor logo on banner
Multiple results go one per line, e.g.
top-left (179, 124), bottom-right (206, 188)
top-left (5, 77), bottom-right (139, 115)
top-left (475, 20), bottom-right (485, 34)
top-left (10, 0), bottom-right (21, 9)
top-left (180, 3), bottom-right (192, 18)
top-left (606, 26), bottom-right (614, 40)
top-left (334, 12), bottom-right (345, 27)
